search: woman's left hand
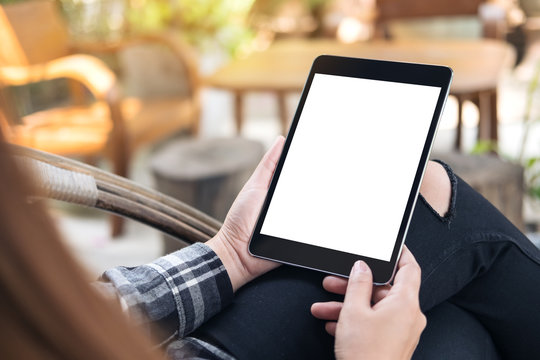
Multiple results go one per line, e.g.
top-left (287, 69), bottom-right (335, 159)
top-left (310, 246), bottom-right (425, 360)
top-left (207, 136), bottom-right (285, 291)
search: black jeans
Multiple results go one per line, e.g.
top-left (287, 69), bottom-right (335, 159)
top-left (194, 165), bottom-right (540, 359)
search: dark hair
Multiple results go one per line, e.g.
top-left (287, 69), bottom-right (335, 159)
top-left (0, 129), bottom-right (162, 360)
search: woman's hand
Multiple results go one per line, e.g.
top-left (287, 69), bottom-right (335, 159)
top-left (311, 247), bottom-right (426, 360)
top-left (207, 136), bottom-right (285, 292)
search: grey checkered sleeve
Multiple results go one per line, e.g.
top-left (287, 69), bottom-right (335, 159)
top-left (99, 242), bottom-right (233, 343)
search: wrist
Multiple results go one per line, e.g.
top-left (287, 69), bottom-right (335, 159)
top-left (206, 235), bottom-right (249, 292)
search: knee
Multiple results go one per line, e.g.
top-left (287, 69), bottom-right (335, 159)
top-left (420, 161), bottom-right (452, 217)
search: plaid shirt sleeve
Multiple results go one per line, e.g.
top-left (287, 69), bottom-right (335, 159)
top-left (97, 242), bottom-right (234, 344)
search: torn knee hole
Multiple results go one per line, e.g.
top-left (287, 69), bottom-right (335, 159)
top-left (420, 161), bottom-right (452, 217)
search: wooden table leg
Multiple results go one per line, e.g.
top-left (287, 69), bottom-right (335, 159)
top-left (477, 88), bottom-right (498, 146)
top-left (454, 94), bottom-right (464, 151)
top-left (109, 101), bottom-right (130, 238)
top-left (277, 91), bottom-right (289, 135)
top-left (489, 89), bottom-right (498, 143)
top-left (234, 91), bottom-right (244, 135)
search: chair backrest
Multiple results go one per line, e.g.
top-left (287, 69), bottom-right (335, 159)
top-left (0, 0), bottom-right (70, 66)
top-left (376, 0), bottom-right (484, 22)
top-left (375, 0), bottom-right (487, 38)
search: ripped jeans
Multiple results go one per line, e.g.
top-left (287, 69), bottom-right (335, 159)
top-left (194, 163), bottom-right (540, 360)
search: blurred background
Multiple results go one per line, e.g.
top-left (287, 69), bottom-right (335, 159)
top-left (1, 0), bottom-right (540, 276)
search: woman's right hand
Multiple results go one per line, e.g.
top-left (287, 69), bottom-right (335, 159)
top-left (311, 247), bottom-right (426, 360)
top-left (206, 136), bottom-right (285, 292)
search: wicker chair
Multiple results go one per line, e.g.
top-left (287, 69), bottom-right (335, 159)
top-left (0, 0), bottom-right (202, 237)
top-left (11, 144), bottom-right (220, 245)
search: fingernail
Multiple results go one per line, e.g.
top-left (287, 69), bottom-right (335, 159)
top-left (352, 260), bottom-right (369, 275)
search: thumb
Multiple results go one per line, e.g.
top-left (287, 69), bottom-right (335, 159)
top-left (343, 261), bottom-right (373, 310)
top-left (247, 136), bottom-right (284, 188)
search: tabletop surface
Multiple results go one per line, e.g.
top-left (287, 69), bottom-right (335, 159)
top-left (205, 38), bottom-right (515, 94)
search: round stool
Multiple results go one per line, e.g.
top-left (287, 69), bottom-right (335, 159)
top-left (432, 152), bottom-right (524, 231)
top-left (151, 137), bottom-right (264, 253)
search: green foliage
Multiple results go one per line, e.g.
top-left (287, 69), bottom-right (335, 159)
top-left (521, 61), bottom-right (540, 202)
top-left (527, 157), bottom-right (540, 169)
top-left (519, 61), bottom-right (540, 160)
top-left (250, 0), bottom-right (325, 14)
top-left (126, 0), bottom-right (256, 55)
top-left (471, 60), bottom-right (540, 203)
top-left (470, 140), bottom-right (499, 155)
top-left (58, 0), bottom-right (256, 55)
top-left (170, 0), bottom-right (256, 55)
top-left (531, 185), bottom-right (540, 199)
top-left (126, 0), bottom-right (173, 33)
top-left (526, 157), bottom-right (540, 201)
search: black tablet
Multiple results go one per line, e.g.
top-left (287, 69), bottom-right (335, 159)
top-left (249, 55), bottom-right (452, 284)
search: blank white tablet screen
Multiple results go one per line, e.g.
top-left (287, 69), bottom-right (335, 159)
top-left (260, 73), bottom-right (441, 262)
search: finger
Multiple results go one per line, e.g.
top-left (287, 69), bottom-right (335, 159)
top-left (325, 322), bottom-right (337, 337)
top-left (342, 261), bottom-right (373, 310)
top-left (247, 136), bottom-right (285, 188)
top-left (322, 275), bottom-right (348, 295)
top-left (398, 246), bottom-right (416, 268)
top-left (310, 301), bottom-right (343, 321)
top-left (392, 246), bottom-right (422, 293)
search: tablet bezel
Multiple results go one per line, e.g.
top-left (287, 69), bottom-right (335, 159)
top-left (248, 55), bottom-right (453, 284)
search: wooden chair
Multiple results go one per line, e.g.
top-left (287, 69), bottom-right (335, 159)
top-left (375, 0), bottom-right (507, 39)
top-left (0, 0), bottom-right (201, 236)
top-left (374, 0), bottom-right (510, 151)
top-left (11, 143), bottom-right (221, 244)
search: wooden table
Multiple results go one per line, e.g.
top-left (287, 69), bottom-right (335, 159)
top-left (205, 38), bottom-right (514, 149)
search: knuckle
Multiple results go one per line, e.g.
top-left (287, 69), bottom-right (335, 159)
top-left (418, 312), bottom-right (427, 330)
top-left (414, 262), bottom-right (422, 276)
top-left (410, 262), bottom-right (422, 280)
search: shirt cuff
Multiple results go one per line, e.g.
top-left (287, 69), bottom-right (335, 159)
top-left (101, 242), bottom-right (234, 340)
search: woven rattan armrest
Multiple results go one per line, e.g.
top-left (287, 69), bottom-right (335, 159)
top-left (11, 144), bottom-right (221, 244)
